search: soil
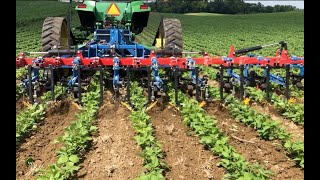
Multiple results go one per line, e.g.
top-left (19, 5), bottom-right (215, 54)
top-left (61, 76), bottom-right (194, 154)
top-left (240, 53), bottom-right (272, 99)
top-left (76, 94), bottom-right (144, 180)
top-left (207, 79), bottom-right (220, 87)
top-left (16, 98), bottom-right (27, 114)
top-left (205, 101), bottom-right (304, 180)
top-left (251, 103), bottom-right (304, 142)
top-left (15, 85), bottom-right (304, 180)
top-left (16, 100), bottom-right (79, 180)
top-left (206, 78), bottom-right (304, 142)
top-left (148, 105), bottom-right (225, 180)
top-left (296, 98), bottom-right (304, 104)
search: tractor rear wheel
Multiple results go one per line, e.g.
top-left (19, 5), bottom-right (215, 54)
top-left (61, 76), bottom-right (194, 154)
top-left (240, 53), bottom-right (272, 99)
top-left (41, 17), bottom-right (73, 52)
top-left (153, 18), bottom-right (183, 52)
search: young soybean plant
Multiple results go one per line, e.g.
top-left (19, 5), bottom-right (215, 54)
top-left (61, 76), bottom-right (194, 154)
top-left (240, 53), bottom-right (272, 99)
top-left (130, 81), bottom-right (167, 180)
top-left (167, 87), bottom-right (271, 179)
top-left (37, 73), bottom-right (101, 180)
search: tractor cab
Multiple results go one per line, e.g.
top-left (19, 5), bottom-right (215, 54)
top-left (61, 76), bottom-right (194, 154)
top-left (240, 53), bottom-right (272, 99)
top-left (75, 0), bottom-right (151, 35)
top-left (72, 0), bottom-right (152, 58)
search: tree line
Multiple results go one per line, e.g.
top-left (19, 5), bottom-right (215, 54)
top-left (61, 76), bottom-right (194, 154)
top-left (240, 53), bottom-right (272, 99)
top-left (147, 0), bottom-right (298, 14)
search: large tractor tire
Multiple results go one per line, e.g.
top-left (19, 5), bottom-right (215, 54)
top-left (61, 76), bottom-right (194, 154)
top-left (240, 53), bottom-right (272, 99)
top-left (41, 17), bottom-right (72, 52)
top-left (153, 18), bottom-right (183, 51)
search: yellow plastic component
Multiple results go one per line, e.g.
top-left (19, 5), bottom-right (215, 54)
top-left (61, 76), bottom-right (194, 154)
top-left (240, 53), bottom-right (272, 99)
top-left (243, 97), bottom-right (250, 105)
top-left (121, 101), bottom-right (133, 111)
top-left (23, 101), bottom-right (31, 108)
top-left (288, 97), bottom-right (297, 104)
top-left (168, 102), bottom-right (180, 111)
top-left (106, 3), bottom-right (121, 16)
top-left (199, 101), bottom-right (206, 108)
top-left (146, 100), bottom-right (157, 112)
top-left (72, 102), bottom-right (81, 109)
top-left (155, 38), bottom-right (165, 48)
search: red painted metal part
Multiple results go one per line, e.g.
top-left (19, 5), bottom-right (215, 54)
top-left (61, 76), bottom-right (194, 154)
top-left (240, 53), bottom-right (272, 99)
top-left (16, 47), bottom-right (304, 68)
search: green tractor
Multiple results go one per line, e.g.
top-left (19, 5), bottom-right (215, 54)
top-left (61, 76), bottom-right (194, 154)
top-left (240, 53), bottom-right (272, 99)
top-left (35, 0), bottom-right (185, 104)
top-left (41, 0), bottom-right (183, 54)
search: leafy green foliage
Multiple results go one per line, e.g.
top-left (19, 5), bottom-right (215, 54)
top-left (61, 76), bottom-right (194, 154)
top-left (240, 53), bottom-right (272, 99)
top-left (16, 2), bottom-right (304, 176)
top-left (16, 1), bottom-right (80, 55)
top-left (130, 82), bottom-right (166, 179)
top-left (16, 1), bottom-right (75, 27)
top-left (225, 96), bottom-right (290, 140)
top-left (246, 87), bottom-right (266, 103)
top-left (138, 11), bottom-right (304, 57)
top-left (272, 95), bottom-right (304, 125)
top-left (16, 83), bottom-right (23, 101)
top-left (16, 104), bottom-right (46, 146)
top-left (37, 74), bottom-right (100, 179)
top-left (202, 66), bottom-right (304, 168)
top-left (16, 68), bottom-right (27, 80)
top-left (41, 84), bottom-right (65, 101)
top-left (16, 68), bottom-right (27, 100)
top-left (290, 85), bottom-right (304, 100)
top-left (37, 155), bottom-right (80, 180)
top-left (284, 140), bottom-right (304, 168)
top-left (16, 80), bottom-right (69, 147)
top-left (168, 87), bottom-right (271, 179)
top-left (246, 86), bottom-right (304, 125)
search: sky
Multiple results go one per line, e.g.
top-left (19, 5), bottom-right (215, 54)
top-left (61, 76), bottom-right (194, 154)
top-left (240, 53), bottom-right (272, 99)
top-left (244, 1), bottom-right (304, 9)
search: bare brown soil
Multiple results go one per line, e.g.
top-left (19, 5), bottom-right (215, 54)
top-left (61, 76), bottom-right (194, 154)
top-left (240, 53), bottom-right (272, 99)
top-left (16, 98), bottom-right (27, 114)
top-left (148, 105), bottom-right (225, 180)
top-left (16, 100), bottom-right (79, 180)
top-left (296, 99), bottom-right (304, 104)
top-left (76, 95), bottom-right (144, 180)
top-left (205, 101), bottom-right (304, 180)
top-left (251, 103), bottom-right (304, 142)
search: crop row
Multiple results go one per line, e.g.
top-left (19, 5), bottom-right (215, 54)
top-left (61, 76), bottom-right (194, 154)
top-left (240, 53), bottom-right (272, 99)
top-left (201, 66), bottom-right (304, 125)
top-left (37, 74), bottom-right (101, 179)
top-left (36, 79), bottom-right (167, 179)
top-left (201, 66), bottom-right (304, 168)
top-left (16, 104), bottom-right (46, 147)
top-left (129, 82), bottom-right (167, 179)
top-left (16, 85), bottom-right (65, 147)
top-left (167, 87), bottom-right (271, 179)
top-left (246, 87), bottom-right (304, 125)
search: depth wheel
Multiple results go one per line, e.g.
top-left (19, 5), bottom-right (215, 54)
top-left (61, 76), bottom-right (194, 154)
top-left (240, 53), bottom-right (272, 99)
top-left (41, 17), bottom-right (73, 52)
top-left (153, 18), bottom-right (183, 56)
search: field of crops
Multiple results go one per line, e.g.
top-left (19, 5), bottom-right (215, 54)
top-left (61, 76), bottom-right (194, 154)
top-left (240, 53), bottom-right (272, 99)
top-left (16, 1), bottom-right (79, 54)
top-left (137, 11), bottom-right (304, 56)
top-left (16, 1), bottom-right (304, 180)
